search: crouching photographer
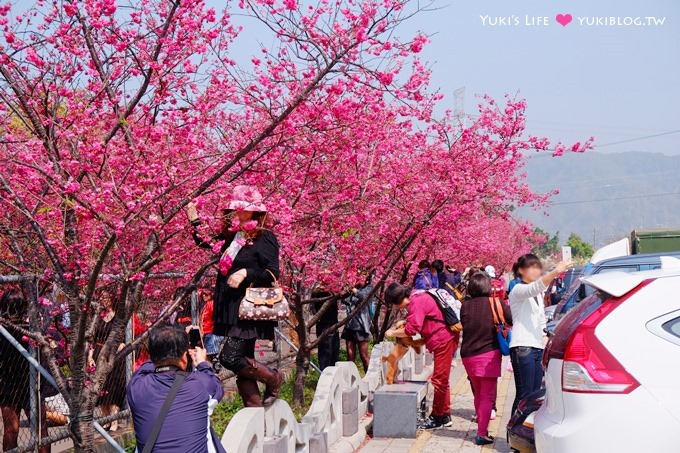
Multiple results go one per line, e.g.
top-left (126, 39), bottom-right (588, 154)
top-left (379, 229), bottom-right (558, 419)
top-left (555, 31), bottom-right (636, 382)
top-left (127, 326), bottom-right (226, 453)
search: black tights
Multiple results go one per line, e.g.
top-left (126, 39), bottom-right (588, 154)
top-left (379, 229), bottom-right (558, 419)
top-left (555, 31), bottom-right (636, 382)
top-left (219, 336), bottom-right (256, 374)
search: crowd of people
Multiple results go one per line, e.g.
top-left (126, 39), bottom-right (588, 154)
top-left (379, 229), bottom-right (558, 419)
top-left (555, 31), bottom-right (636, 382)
top-left (0, 182), bottom-right (573, 451)
top-left (383, 255), bottom-right (572, 445)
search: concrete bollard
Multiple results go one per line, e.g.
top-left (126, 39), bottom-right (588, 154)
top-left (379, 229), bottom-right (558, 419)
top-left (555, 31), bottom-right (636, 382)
top-left (309, 432), bottom-right (328, 453)
top-left (373, 382), bottom-right (429, 438)
top-left (263, 435), bottom-right (288, 453)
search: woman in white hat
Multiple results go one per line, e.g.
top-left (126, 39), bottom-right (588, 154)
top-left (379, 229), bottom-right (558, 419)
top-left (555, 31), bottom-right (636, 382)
top-left (186, 185), bottom-right (283, 408)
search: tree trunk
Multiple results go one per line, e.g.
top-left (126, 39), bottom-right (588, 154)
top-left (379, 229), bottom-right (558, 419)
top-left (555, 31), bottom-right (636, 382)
top-left (70, 309), bottom-right (128, 451)
top-left (370, 299), bottom-right (382, 339)
top-left (292, 291), bottom-right (309, 406)
top-left (293, 347), bottom-right (309, 406)
top-left (70, 390), bottom-right (97, 452)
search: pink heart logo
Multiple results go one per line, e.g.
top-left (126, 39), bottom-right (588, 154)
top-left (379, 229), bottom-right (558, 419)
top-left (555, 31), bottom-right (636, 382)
top-left (556, 13), bottom-right (573, 27)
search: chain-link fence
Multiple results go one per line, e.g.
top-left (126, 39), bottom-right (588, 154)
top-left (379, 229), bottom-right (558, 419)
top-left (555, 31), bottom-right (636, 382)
top-left (0, 278), bottom-right (71, 453)
top-left (0, 275), bottom-right (300, 452)
top-left (0, 277), bottom-right (167, 452)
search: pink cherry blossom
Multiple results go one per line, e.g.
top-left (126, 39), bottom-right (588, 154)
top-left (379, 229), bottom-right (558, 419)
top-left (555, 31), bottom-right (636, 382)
top-left (0, 0), bottom-right (592, 447)
top-left (218, 255), bottom-right (234, 275)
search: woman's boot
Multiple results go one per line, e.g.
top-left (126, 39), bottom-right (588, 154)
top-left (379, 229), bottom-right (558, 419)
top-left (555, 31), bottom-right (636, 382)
top-left (238, 358), bottom-right (283, 406)
top-left (261, 367), bottom-right (283, 406)
top-left (236, 378), bottom-right (263, 407)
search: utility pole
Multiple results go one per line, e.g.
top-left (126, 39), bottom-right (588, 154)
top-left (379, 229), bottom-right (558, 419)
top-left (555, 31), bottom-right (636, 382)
top-left (454, 86), bottom-right (466, 128)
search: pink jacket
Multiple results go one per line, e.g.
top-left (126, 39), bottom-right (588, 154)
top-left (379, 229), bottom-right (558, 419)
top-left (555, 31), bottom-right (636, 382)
top-left (404, 291), bottom-right (458, 352)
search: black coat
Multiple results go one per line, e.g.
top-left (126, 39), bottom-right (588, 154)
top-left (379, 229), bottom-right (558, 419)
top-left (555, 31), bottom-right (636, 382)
top-left (193, 225), bottom-right (280, 339)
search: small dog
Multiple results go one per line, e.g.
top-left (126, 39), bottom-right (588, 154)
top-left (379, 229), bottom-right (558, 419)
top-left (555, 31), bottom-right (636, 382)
top-left (382, 323), bottom-right (426, 384)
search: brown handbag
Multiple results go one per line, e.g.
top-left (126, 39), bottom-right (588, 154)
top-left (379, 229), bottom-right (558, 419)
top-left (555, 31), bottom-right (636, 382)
top-left (238, 270), bottom-right (290, 321)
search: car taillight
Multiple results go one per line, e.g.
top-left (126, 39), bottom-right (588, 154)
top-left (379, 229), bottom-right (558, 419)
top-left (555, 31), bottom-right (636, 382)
top-left (561, 281), bottom-right (650, 394)
top-left (543, 292), bottom-right (603, 368)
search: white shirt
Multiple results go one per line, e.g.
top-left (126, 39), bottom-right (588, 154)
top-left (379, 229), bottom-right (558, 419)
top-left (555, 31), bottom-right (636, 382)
top-left (509, 279), bottom-right (547, 349)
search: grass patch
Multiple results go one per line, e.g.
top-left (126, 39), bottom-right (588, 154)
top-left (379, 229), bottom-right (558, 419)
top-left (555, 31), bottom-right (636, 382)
top-left (338, 341), bottom-right (375, 377)
top-left (211, 364), bottom-right (321, 437)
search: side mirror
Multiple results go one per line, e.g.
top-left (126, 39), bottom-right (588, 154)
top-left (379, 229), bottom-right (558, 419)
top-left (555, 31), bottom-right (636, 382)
top-left (577, 284), bottom-right (587, 301)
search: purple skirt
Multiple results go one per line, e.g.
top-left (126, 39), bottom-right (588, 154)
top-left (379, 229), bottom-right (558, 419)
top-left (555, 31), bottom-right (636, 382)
top-left (462, 349), bottom-right (502, 378)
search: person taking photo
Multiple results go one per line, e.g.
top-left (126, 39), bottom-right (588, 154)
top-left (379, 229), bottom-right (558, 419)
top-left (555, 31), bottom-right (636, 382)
top-left (509, 254), bottom-right (572, 414)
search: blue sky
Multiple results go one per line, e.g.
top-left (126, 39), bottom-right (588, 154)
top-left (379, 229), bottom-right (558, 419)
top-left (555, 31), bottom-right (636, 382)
top-left (406, 0), bottom-right (680, 155)
top-left (11, 0), bottom-right (678, 153)
top-left (218, 0), bottom-right (680, 155)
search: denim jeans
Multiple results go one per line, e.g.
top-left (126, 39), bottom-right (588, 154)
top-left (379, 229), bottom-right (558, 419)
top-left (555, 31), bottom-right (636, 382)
top-left (510, 346), bottom-right (544, 415)
top-left (204, 333), bottom-right (224, 356)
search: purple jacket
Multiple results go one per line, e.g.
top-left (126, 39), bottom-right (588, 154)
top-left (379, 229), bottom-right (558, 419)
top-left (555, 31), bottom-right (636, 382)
top-left (414, 269), bottom-right (439, 290)
top-left (127, 361), bottom-right (226, 453)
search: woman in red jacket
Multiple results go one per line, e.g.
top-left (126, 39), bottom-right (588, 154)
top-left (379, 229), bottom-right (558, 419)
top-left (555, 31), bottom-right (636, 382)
top-left (385, 283), bottom-right (459, 430)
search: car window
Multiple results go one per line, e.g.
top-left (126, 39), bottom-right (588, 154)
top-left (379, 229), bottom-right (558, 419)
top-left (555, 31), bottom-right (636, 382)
top-left (584, 285), bottom-right (595, 298)
top-left (663, 317), bottom-right (680, 338)
top-left (583, 266), bottom-right (640, 298)
top-left (596, 265), bottom-right (639, 274)
top-left (564, 287), bottom-right (582, 311)
top-left (563, 270), bottom-right (581, 289)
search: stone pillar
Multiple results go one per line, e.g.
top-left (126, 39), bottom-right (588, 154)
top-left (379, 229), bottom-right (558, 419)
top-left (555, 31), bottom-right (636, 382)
top-left (341, 386), bottom-right (359, 436)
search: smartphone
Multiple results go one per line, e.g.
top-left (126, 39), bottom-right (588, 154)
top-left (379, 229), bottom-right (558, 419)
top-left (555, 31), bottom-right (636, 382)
top-left (561, 246), bottom-right (572, 263)
top-left (188, 328), bottom-right (203, 349)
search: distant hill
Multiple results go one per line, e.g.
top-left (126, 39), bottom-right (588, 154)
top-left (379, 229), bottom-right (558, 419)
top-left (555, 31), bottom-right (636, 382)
top-left (517, 152), bottom-right (680, 247)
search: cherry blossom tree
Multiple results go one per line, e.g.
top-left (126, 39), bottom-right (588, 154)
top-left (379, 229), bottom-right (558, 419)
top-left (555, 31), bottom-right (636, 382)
top-left (0, 0), bottom-right (594, 446)
top-left (0, 0), bottom-right (446, 449)
top-left (223, 91), bottom-right (591, 403)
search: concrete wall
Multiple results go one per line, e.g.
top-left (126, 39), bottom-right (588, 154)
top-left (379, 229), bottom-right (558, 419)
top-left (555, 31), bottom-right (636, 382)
top-left (220, 342), bottom-right (433, 453)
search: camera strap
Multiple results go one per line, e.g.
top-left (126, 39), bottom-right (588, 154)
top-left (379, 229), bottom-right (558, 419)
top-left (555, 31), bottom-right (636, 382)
top-left (141, 371), bottom-right (187, 453)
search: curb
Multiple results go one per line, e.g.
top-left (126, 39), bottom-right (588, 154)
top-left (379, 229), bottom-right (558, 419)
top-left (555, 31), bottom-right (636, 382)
top-left (329, 415), bottom-right (373, 453)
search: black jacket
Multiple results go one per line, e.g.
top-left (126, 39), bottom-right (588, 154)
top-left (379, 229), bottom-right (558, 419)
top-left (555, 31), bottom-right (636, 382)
top-left (193, 225), bottom-right (280, 338)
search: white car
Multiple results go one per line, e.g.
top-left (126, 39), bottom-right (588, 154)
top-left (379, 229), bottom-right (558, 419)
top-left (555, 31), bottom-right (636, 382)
top-left (535, 267), bottom-right (680, 453)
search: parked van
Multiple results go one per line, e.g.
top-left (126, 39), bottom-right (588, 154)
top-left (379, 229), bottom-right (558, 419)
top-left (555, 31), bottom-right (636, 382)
top-left (552, 252), bottom-right (680, 322)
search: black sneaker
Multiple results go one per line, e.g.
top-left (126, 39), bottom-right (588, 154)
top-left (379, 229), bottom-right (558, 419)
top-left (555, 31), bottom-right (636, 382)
top-left (439, 415), bottom-right (453, 427)
top-left (419, 416), bottom-right (444, 430)
top-left (474, 434), bottom-right (494, 445)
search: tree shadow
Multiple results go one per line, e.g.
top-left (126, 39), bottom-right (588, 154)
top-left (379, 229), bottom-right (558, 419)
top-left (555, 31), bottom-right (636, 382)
top-left (452, 408), bottom-right (476, 421)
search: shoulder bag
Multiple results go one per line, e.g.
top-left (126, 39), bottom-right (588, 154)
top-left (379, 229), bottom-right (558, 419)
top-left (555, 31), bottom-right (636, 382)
top-left (489, 297), bottom-right (512, 356)
top-left (238, 269), bottom-right (290, 321)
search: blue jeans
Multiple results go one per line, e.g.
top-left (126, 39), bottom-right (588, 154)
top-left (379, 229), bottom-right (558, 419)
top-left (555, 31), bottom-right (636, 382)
top-left (510, 346), bottom-right (544, 415)
top-left (204, 333), bottom-right (224, 356)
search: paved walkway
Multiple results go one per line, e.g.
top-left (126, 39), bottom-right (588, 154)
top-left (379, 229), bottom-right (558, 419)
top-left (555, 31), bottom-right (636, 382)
top-left (359, 357), bottom-right (516, 453)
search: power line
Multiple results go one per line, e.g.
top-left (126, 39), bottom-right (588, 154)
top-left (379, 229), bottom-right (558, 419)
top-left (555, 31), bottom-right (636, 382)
top-left (551, 191), bottom-right (680, 206)
top-left (530, 169), bottom-right (678, 190)
top-left (596, 130), bottom-right (680, 148)
top-left (527, 119), bottom-right (671, 133)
